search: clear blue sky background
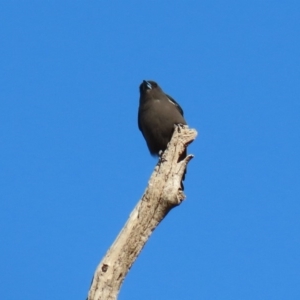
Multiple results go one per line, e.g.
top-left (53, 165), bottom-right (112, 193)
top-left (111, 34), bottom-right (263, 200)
top-left (1, 1), bottom-right (300, 299)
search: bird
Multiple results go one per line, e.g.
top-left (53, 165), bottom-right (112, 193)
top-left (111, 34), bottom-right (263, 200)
top-left (138, 80), bottom-right (187, 184)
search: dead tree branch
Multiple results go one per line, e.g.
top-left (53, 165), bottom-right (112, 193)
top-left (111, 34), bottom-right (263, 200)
top-left (87, 125), bottom-right (197, 300)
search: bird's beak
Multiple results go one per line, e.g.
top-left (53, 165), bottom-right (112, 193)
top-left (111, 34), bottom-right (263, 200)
top-left (143, 80), bottom-right (152, 90)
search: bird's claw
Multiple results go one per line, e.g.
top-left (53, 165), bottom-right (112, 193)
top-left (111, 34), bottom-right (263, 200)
top-left (158, 150), bottom-right (167, 163)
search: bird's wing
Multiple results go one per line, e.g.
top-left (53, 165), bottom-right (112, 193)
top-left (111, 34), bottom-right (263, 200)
top-left (166, 94), bottom-right (184, 116)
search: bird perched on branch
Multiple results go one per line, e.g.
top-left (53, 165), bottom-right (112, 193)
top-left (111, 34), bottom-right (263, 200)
top-left (138, 80), bottom-right (187, 185)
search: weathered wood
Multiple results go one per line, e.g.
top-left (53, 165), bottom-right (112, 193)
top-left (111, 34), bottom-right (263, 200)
top-left (87, 125), bottom-right (197, 300)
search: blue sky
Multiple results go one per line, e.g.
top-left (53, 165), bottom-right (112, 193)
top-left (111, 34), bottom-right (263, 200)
top-left (1, 1), bottom-right (300, 299)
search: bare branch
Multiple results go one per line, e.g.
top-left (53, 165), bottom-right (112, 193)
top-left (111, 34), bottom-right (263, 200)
top-left (87, 125), bottom-right (197, 300)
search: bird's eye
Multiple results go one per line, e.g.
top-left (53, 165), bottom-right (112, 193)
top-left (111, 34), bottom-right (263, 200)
top-left (152, 83), bottom-right (157, 88)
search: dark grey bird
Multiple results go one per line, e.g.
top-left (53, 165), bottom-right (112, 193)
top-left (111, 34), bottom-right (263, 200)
top-left (138, 80), bottom-right (187, 185)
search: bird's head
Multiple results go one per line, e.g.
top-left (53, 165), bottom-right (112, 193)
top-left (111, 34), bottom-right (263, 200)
top-left (139, 80), bottom-right (161, 95)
